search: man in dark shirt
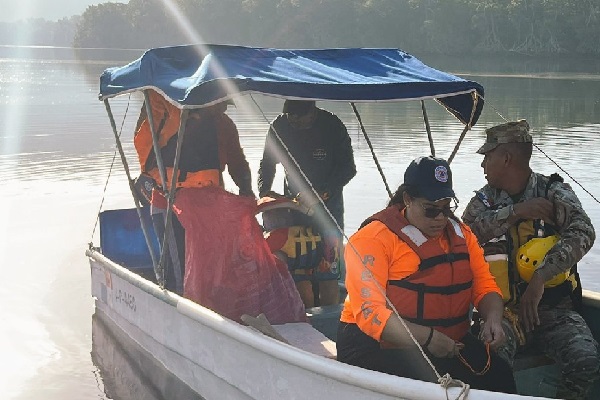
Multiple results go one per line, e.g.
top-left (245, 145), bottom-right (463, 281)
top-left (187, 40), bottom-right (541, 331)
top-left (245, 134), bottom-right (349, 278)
top-left (258, 100), bottom-right (356, 307)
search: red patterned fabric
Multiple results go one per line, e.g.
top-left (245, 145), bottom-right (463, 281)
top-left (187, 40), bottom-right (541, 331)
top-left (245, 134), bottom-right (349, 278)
top-left (175, 186), bottom-right (306, 324)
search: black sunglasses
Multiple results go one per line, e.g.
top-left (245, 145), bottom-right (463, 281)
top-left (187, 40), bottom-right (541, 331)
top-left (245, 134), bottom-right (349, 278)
top-left (421, 201), bottom-right (458, 219)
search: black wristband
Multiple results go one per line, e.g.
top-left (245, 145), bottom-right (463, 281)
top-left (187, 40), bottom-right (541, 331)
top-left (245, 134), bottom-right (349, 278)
top-left (423, 328), bottom-right (434, 349)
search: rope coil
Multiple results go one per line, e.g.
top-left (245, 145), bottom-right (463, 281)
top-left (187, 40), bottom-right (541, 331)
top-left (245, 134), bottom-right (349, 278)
top-left (458, 343), bottom-right (491, 376)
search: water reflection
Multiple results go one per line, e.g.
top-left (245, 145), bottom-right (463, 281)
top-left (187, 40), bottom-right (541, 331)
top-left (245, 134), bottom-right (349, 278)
top-left (91, 312), bottom-right (203, 400)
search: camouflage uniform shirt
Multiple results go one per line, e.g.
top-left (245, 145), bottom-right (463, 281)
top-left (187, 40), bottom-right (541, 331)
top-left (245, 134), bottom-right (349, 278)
top-left (462, 171), bottom-right (595, 282)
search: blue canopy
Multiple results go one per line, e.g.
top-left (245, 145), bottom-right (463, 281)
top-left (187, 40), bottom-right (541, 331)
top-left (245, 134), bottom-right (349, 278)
top-left (99, 44), bottom-right (484, 125)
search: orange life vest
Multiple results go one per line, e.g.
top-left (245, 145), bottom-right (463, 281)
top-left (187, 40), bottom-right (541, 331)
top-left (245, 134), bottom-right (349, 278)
top-left (133, 91), bottom-right (220, 189)
top-left (365, 206), bottom-right (473, 341)
top-left (134, 91), bottom-right (180, 179)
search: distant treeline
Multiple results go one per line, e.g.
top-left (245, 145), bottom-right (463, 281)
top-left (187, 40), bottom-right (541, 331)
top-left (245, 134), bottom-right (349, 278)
top-left (0, 16), bottom-right (79, 47)
top-left (2, 0), bottom-right (600, 55)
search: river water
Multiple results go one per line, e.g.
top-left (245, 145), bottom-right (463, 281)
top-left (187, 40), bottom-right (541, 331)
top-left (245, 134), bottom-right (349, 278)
top-left (1, 46), bottom-right (599, 399)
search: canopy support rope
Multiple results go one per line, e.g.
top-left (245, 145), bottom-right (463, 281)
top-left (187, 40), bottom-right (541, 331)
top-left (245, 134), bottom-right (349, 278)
top-left (344, 99), bottom-right (474, 395)
top-left (344, 238), bottom-right (470, 399)
top-left (102, 99), bottom-right (159, 272)
top-left (249, 95), bottom-right (350, 245)
top-left (350, 102), bottom-right (392, 199)
top-left (535, 144), bottom-right (600, 204)
top-left (421, 100), bottom-right (436, 156)
top-left (251, 94), bottom-right (468, 398)
top-left (89, 94), bottom-right (131, 248)
top-left (483, 93), bottom-right (600, 205)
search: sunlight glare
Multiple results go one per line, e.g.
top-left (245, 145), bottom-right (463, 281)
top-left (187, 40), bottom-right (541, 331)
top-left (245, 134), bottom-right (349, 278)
top-left (158, 1), bottom-right (333, 231)
top-left (0, 0), bottom-right (35, 23)
top-left (160, 0), bottom-right (255, 116)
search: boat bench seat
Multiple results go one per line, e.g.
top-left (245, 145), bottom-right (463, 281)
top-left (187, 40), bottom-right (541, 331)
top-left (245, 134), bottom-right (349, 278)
top-left (300, 303), bottom-right (562, 370)
top-left (272, 322), bottom-right (337, 359)
top-left (306, 304), bottom-right (344, 341)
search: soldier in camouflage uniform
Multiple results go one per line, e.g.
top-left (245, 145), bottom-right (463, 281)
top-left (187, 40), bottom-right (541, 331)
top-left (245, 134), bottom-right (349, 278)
top-left (462, 119), bottom-right (599, 399)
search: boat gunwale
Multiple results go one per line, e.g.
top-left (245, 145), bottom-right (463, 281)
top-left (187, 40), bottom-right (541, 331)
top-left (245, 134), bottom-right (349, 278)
top-left (582, 289), bottom-right (600, 307)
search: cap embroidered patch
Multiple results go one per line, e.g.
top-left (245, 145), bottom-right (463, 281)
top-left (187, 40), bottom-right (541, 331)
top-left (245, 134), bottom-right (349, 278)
top-left (404, 156), bottom-right (455, 201)
top-left (434, 166), bottom-right (448, 182)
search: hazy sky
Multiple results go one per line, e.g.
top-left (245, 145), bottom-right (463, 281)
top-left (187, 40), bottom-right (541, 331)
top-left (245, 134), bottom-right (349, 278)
top-left (0, 0), bottom-right (128, 22)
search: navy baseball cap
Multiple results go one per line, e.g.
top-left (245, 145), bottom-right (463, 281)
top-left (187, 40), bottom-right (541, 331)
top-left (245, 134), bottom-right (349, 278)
top-left (283, 100), bottom-right (316, 116)
top-left (404, 156), bottom-right (455, 201)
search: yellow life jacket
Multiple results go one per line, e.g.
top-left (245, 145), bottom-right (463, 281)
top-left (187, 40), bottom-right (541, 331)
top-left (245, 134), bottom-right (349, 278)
top-left (279, 226), bottom-right (322, 270)
top-left (483, 234), bottom-right (513, 303)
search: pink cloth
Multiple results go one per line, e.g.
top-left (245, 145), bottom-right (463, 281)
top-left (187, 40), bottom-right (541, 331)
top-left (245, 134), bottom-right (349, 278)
top-left (175, 186), bottom-right (306, 324)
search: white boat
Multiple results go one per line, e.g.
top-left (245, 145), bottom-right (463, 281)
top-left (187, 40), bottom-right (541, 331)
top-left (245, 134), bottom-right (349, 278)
top-left (88, 44), bottom-right (597, 399)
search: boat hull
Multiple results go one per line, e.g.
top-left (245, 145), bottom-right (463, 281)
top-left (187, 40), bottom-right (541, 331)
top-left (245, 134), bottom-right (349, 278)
top-left (89, 250), bottom-right (547, 400)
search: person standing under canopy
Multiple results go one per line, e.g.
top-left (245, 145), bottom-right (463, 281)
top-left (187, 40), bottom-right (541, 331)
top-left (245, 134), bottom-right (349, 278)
top-left (337, 156), bottom-right (516, 394)
top-left (462, 120), bottom-right (599, 399)
top-left (133, 93), bottom-right (255, 293)
top-left (258, 100), bottom-right (356, 308)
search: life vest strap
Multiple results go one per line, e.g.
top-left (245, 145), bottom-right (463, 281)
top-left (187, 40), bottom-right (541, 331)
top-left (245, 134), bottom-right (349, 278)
top-left (389, 279), bottom-right (473, 295)
top-left (402, 311), bottom-right (470, 328)
top-left (535, 274), bottom-right (577, 306)
top-left (419, 252), bottom-right (470, 270)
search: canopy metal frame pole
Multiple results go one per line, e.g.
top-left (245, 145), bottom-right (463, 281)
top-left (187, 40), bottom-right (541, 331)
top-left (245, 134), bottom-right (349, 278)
top-left (143, 91), bottom-right (169, 194)
top-left (157, 108), bottom-right (190, 288)
top-left (103, 99), bottom-right (159, 271)
top-left (447, 91), bottom-right (479, 164)
top-left (143, 90), bottom-right (174, 288)
top-left (421, 100), bottom-right (435, 157)
top-left (350, 102), bottom-right (393, 199)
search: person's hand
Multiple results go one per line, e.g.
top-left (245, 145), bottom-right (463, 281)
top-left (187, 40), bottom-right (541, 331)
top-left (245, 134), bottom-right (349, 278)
top-left (426, 330), bottom-right (464, 358)
top-left (480, 318), bottom-right (506, 350)
top-left (519, 272), bottom-right (544, 332)
top-left (514, 198), bottom-right (554, 224)
top-left (296, 191), bottom-right (321, 209)
top-left (261, 190), bottom-right (284, 199)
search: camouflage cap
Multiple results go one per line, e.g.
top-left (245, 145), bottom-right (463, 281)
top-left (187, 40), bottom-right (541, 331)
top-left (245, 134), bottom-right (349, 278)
top-left (476, 119), bottom-right (532, 154)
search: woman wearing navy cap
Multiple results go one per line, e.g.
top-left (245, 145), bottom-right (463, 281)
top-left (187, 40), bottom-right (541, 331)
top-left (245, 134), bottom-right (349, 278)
top-left (336, 156), bottom-right (516, 394)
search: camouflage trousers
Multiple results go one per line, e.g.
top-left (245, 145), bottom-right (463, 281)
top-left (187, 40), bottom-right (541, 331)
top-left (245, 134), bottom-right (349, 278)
top-left (496, 298), bottom-right (600, 399)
